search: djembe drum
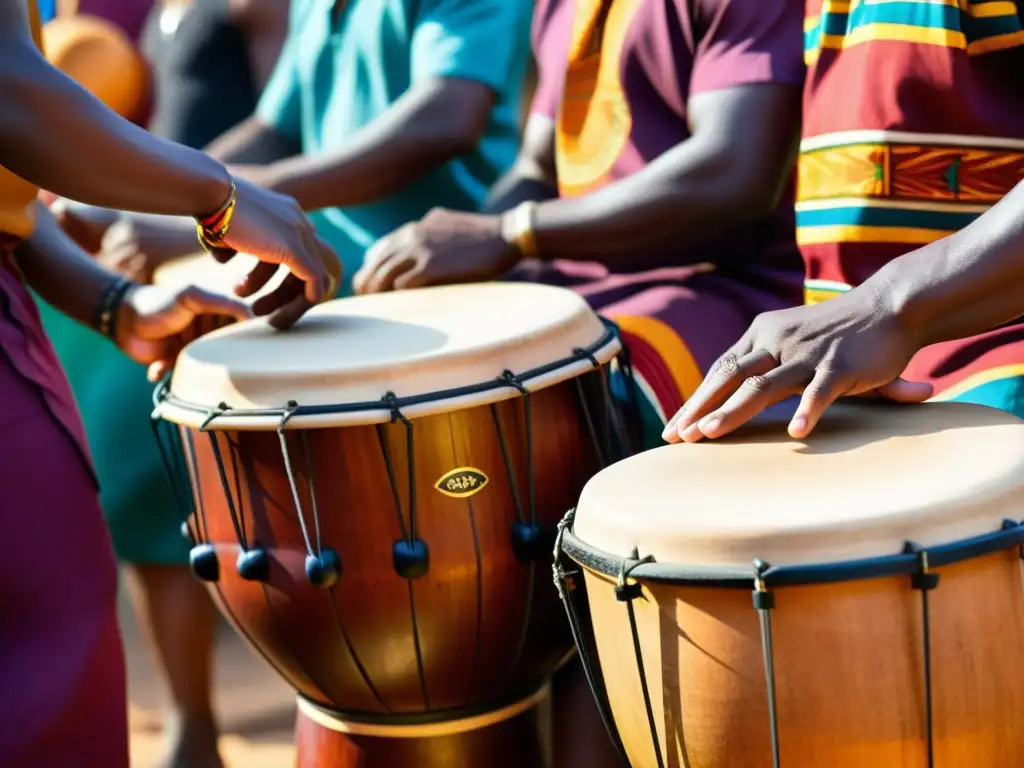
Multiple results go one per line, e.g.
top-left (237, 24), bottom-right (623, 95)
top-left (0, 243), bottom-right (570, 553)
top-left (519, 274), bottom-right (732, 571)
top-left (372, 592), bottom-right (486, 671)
top-left (152, 283), bottom-right (628, 767)
top-left (556, 401), bottom-right (1024, 768)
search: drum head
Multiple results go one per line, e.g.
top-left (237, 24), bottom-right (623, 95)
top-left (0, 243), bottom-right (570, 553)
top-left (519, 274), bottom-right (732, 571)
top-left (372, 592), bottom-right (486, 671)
top-left (160, 283), bottom-right (619, 429)
top-left (573, 401), bottom-right (1024, 567)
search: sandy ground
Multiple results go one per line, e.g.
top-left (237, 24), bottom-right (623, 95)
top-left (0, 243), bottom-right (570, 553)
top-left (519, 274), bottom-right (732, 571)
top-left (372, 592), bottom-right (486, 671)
top-left (119, 588), bottom-right (298, 768)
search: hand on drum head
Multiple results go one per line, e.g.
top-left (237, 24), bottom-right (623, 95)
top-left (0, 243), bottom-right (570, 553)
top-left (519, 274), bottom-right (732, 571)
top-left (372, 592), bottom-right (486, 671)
top-left (210, 177), bottom-right (340, 327)
top-left (113, 282), bottom-right (253, 381)
top-left (661, 285), bottom-right (934, 443)
top-left (352, 208), bottom-right (519, 295)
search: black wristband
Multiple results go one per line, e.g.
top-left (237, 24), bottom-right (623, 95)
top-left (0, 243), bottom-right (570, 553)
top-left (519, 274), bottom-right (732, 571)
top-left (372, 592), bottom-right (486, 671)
top-left (93, 275), bottom-right (135, 340)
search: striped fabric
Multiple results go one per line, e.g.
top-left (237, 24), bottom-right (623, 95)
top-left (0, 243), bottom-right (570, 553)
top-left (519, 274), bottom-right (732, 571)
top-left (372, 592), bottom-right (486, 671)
top-left (798, 0), bottom-right (1024, 412)
top-left (805, 0), bottom-right (1024, 64)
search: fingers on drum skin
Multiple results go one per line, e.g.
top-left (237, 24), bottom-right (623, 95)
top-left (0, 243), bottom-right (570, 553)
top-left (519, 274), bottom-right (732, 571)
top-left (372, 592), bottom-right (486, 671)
top-left (252, 274), bottom-right (304, 317)
top-left (236, 261), bottom-right (279, 297)
top-left (789, 367), bottom-right (847, 439)
top-left (692, 364), bottom-right (810, 441)
top-left (392, 266), bottom-right (430, 291)
top-left (268, 294), bottom-right (313, 330)
top-left (177, 286), bottom-right (252, 323)
top-left (364, 256), bottom-right (418, 295)
top-left (662, 347), bottom-right (774, 442)
top-left (877, 377), bottom-right (934, 404)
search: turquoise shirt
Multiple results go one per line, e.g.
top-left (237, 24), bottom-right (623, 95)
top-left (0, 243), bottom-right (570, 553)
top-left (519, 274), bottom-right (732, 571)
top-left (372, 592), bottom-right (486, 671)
top-left (257, 0), bottom-right (533, 295)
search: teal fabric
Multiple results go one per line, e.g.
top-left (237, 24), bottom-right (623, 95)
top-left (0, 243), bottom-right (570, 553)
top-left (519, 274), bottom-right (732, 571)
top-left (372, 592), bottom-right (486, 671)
top-left (942, 376), bottom-right (1024, 419)
top-left (34, 297), bottom-right (188, 565)
top-left (257, 0), bottom-right (533, 295)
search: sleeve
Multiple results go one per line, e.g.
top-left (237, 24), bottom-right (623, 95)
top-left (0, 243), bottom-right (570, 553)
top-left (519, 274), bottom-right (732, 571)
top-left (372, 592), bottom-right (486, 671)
top-left (254, 0), bottom-right (312, 141)
top-left (688, 0), bottom-right (806, 97)
top-left (528, 0), bottom-right (571, 119)
top-left (410, 0), bottom-right (534, 96)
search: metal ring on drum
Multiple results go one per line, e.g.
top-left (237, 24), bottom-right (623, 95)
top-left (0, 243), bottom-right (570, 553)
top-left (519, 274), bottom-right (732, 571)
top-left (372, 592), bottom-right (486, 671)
top-left (150, 283), bottom-right (635, 767)
top-left (293, 683), bottom-right (554, 766)
top-left (556, 401), bottom-right (1024, 768)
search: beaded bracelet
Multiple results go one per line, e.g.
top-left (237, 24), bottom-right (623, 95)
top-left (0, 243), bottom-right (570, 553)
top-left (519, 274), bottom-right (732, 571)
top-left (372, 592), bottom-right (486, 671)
top-left (196, 181), bottom-right (237, 252)
top-left (94, 275), bottom-right (136, 341)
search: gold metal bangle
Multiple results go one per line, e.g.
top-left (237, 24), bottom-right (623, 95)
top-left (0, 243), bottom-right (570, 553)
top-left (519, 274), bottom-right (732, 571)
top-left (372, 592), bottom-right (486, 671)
top-left (501, 201), bottom-right (539, 260)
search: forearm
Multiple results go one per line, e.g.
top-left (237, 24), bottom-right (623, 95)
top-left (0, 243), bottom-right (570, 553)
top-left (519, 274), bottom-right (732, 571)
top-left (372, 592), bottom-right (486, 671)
top-left (262, 132), bottom-right (468, 212)
top-left (204, 116), bottom-right (300, 165)
top-left (0, 42), bottom-right (229, 216)
top-left (258, 82), bottom-right (486, 211)
top-left (881, 182), bottom-right (1024, 347)
top-left (482, 164), bottom-right (558, 215)
top-left (17, 204), bottom-right (121, 328)
top-left (531, 142), bottom-right (780, 266)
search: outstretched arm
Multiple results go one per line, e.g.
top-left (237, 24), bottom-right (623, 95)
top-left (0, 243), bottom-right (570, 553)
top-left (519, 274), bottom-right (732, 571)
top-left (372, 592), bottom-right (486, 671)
top-left (663, 180), bottom-right (1024, 443)
top-left (0, 0), bottom-right (229, 216)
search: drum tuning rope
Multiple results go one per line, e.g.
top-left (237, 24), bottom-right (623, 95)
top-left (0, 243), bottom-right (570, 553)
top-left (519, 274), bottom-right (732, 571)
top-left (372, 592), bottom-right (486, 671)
top-left (752, 559), bottom-right (781, 768)
top-left (379, 392), bottom-right (419, 545)
top-left (617, 548), bottom-right (663, 768)
top-left (572, 348), bottom-right (608, 469)
top-left (489, 404), bottom-right (527, 527)
top-left (906, 542), bottom-right (939, 768)
top-left (149, 377), bottom-right (195, 527)
top-left (498, 371), bottom-right (536, 528)
top-left (200, 406), bottom-right (251, 555)
top-left (552, 511), bottom-right (631, 767)
top-left (278, 402), bottom-right (325, 562)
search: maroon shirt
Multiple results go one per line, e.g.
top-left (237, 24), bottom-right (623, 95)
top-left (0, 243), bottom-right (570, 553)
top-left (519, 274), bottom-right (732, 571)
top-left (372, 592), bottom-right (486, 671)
top-left (511, 0), bottom-right (806, 424)
top-left (531, 0), bottom-right (805, 272)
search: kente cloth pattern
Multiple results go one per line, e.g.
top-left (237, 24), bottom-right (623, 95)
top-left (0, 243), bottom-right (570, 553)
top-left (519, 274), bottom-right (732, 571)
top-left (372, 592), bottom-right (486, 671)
top-left (799, 0), bottom-right (1024, 414)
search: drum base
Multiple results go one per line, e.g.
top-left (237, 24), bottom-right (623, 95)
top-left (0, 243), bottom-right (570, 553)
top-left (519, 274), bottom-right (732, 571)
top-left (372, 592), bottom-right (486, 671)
top-left (294, 685), bottom-right (553, 768)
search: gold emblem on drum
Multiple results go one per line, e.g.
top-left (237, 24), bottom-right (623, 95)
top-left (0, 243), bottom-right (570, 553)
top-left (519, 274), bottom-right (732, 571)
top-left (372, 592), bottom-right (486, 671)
top-left (435, 467), bottom-right (489, 499)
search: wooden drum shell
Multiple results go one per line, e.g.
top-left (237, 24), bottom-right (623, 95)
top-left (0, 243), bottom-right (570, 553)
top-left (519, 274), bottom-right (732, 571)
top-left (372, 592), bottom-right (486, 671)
top-left (181, 371), bottom-right (611, 718)
top-left (578, 548), bottom-right (1024, 768)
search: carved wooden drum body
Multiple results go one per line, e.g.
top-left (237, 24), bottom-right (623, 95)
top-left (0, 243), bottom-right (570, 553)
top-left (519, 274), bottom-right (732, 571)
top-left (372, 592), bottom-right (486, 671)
top-left (154, 283), bottom-right (626, 767)
top-left (557, 402), bottom-right (1024, 768)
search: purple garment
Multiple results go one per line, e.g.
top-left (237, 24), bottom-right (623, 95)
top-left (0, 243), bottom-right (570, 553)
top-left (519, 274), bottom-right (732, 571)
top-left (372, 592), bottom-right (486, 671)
top-left (517, 0), bottom-right (806, 425)
top-left (74, 0), bottom-right (154, 40)
top-left (533, 0), bottom-right (806, 272)
top-left (0, 300), bottom-right (127, 766)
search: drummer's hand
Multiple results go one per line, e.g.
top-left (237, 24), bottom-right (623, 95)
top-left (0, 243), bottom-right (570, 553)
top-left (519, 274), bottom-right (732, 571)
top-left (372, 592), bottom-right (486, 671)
top-left (99, 216), bottom-right (196, 284)
top-left (212, 177), bottom-right (340, 329)
top-left (114, 283), bottom-right (253, 382)
top-left (661, 284), bottom-right (934, 443)
top-left (352, 208), bottom-right (519, 295)
top-left (48, 199), bottom-right (117, 254)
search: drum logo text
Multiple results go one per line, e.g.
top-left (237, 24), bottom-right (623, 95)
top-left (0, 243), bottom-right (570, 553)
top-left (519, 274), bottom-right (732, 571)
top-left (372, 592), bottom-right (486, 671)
top-left (435, 467), bottom-right (489, 499)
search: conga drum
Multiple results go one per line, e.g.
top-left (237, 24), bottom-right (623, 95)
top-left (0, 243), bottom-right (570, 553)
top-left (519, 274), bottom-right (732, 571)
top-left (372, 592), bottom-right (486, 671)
top-left (556, 402), bottom-right (1024, 768)
top-left (152, 283), bottom-right (628, 767)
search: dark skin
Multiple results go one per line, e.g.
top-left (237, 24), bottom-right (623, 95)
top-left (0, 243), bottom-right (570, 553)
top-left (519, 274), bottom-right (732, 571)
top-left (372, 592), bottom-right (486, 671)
top-left (662, 180), bottom-right (1024, 443)
top-left (352, 82), bottom-right (801, 293)
top-left (0, 0), bottom-right (335, 327)
top-left (58, 77), bottom-right (495, 292)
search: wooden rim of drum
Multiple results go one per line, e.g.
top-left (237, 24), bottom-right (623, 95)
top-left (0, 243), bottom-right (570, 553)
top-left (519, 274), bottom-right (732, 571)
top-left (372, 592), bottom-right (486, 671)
top-left (557, 509), bottom-right (1024, 589)
top-left (296, 682), bottom-right (551, 738)
top-left (154, 325), bottom-right (621, 431)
